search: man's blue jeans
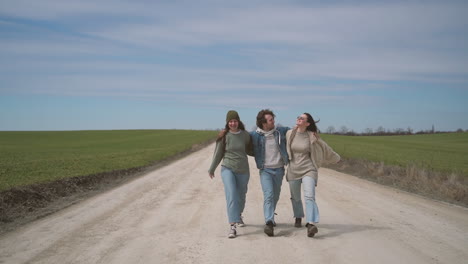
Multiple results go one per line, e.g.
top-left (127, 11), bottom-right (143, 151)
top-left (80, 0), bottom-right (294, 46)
top-left (221, 166), bottom-right (250, 224)
top-left (289, 176), bottom-right (320, 223)
top-left (260, 167), bottom-right (285, 223)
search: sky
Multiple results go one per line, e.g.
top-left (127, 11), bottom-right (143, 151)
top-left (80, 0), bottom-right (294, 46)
top-left (1, 0), bottom-right (467, 132)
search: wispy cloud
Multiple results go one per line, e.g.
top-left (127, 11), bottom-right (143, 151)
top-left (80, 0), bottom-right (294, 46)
top-left (1, 0), bottom-right (467, 131)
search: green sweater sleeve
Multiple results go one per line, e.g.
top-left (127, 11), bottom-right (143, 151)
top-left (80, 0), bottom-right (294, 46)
top-left (208, 131), bottom-right (251, 175)
top-left (208, 139), bottom-right (225, 174)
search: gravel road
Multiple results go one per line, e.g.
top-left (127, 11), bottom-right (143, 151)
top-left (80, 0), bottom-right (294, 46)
top-left (1, 143), bottom-right (467, 264)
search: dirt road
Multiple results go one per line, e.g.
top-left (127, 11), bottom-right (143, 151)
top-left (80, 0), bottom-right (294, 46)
top-left (1, 143), bottom-right (467, 264)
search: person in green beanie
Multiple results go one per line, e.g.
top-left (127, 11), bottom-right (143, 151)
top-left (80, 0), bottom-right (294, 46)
top-left (208, 110), bottom-right (253, 239)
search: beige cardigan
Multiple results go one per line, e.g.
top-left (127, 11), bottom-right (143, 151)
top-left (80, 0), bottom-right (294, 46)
top-left (285, 129), bottom-right (341, 184)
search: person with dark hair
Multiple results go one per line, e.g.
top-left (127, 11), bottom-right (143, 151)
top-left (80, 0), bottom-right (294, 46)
top-left (286, 113), bottom-right (340, 237)
top-left (208, 110), bottom-right (252, 239)
top-left (250, 109), bottom-right (289, 237)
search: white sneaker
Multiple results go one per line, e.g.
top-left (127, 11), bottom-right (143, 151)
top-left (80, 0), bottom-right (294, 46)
top-left (228, 225), bottom-right (237, 238)
top-left (237, 215), bottom-right (245, 227)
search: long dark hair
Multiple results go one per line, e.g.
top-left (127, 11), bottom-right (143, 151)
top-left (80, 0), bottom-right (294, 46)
top-left (216, 120), bottom-right (246, 142)
top-left (304, 113), bottom-right (319, 132)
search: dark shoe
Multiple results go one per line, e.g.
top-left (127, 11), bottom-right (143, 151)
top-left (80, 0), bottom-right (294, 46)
top-left (264, 221), bottom-right (274, 237)
top-left (294, 218), bottom-right (302, 228)
top-left (306, 223), bottom-right (318, 237)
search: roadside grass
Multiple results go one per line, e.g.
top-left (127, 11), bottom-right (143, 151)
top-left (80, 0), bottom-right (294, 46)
top-left (321, 133), bottom-right (468, 206)
top-left (0, 130), bottom-right (217, 191)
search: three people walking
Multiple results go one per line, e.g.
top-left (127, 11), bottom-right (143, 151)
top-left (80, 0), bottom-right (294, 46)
top-left (209, 110), bottom-right (340, 238)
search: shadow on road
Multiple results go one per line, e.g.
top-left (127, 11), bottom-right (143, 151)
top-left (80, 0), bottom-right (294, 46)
top-left (314, 223), bottom-right (390, 239)
top-left (236, 223), bottom-right (390, 239)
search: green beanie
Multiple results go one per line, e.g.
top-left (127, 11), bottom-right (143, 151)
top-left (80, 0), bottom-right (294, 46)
top-left (226, 110), bottom-right (240, 122)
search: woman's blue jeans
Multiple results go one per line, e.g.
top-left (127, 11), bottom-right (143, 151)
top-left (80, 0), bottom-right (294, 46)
top-left (260, 167), bottom-right (284, 223)
top-left (289, 176), bottom-right (320, 223)
top-left (221, 166), bottom-right (250, 224)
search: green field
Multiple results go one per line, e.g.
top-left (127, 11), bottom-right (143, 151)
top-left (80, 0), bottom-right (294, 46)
top-left (321, 132), bottom-right (468, 175)
top-left (2, 130), bottom-right (466, 192)
top-left (0, 130), bottom-right (217, 191)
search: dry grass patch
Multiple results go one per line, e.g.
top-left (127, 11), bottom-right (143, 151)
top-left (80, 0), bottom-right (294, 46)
top-left (326, 158), bottom-right (468, 207)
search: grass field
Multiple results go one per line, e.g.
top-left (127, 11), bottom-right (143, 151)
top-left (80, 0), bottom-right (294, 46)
top-left (2, 130), bottom-right (466, 192)
top-left (321, 132), bottom-right (468, 175)
top-left (0, 130), bottom-right (217, 191)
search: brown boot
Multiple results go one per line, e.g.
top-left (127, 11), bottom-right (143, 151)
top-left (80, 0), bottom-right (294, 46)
top-left (306, 223), bottom-right (318, 237)
top-left (294, 218), bottom-right (302, 228)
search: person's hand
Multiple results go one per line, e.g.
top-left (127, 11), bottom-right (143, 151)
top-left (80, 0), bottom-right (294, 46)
top-left (209, 173), bottom-right (215, 179)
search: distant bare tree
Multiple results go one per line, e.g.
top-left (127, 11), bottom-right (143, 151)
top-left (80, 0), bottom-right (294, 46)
top-left (326, 126), bottom-right (336, 134)
top-left (363, 128), bottom-right (373, 135)
top-left (394, 128), bottom-right (405, 134)
top-left (339, 126), bottom-right (349, 134)
top-left (318, 125), bottom-right (462, 136)
top-left (376, 126), bottom-right (385, 135)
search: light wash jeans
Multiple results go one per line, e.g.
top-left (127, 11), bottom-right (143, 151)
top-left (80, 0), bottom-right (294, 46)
top-left (221, 166), bottom-right (250, 224)
top-left (289, 176), bottom-right (319, 223)
top-left (260, 167), bottom-right (285, 223)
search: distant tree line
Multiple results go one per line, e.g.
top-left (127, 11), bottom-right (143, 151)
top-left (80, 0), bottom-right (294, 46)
top-left (323, 125), bottom-right (467, 136)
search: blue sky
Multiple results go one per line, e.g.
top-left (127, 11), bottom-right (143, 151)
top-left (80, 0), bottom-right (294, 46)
top-left (1, 0), bottom-right (467, 132)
